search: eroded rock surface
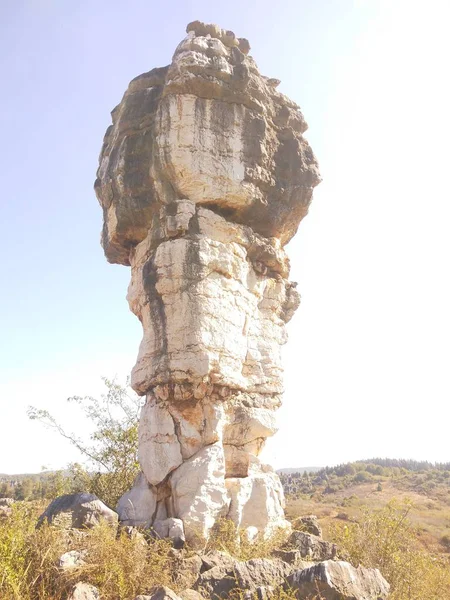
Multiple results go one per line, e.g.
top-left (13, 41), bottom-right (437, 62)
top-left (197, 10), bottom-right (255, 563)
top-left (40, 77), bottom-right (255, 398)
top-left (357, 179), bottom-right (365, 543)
top-left (286, 560), bottom-right (390, 599)
top-left (96, 21), bottom-right (320, 547)
top-left (37, 493), bottom-right (118, 529)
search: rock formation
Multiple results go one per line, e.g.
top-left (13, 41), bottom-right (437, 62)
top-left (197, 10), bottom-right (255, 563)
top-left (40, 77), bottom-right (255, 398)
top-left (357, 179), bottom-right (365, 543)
top-left (95, 21), bottom-right (320, 547)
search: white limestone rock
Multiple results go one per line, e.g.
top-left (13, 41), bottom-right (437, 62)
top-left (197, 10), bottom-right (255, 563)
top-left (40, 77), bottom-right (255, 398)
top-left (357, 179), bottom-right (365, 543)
top-left (68, 582), bottom-right (100, 600)
top-left (116, 471), bottom-right (157, 527)
top-left (170, 443), bottom-right (229, 547)
top-left (95, 21), bottom-right (320, 545)
top-left (226, 462), bottom-right (290, 540)
top-left (138, 397), bottom-right (183, 485)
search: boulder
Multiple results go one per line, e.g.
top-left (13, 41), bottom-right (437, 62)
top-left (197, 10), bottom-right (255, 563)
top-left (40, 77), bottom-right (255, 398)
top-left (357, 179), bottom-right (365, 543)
top-left (195, 556), bottom-right (292, 599)
top-left (153, 517), bottom-right (186, 548)
top-left (285, 560), bottom-right (390, 600)
top-left (117, 471), bottom-right (156, 527)
top-left (67, 582), bottom-right (100, 600)
top-left (226, 462), bottom-right (291, 541)
top-left (171, 553), bottom-right (203, 589)
top-left (292, 514), bottom-right (322, 537)
top-left (170, 444), bottom-right (229, 548)
top-left (282, 530), bottom-right (337, 562)
top-left (37, 493), bottom-right (118, 529)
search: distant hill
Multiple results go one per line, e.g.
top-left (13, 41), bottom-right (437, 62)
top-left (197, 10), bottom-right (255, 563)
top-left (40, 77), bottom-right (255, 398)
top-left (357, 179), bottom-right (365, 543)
top-left (281, 457), bottom-right (450, 553)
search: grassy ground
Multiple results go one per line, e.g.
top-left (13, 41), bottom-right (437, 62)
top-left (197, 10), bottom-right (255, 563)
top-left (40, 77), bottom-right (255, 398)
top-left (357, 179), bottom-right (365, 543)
top-left (284, 466), bottom-right (450, 553)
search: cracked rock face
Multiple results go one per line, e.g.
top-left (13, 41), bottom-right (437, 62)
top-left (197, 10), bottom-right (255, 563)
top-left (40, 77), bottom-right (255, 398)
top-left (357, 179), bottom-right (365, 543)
top-left (95, 21), bottom-right (320, 547)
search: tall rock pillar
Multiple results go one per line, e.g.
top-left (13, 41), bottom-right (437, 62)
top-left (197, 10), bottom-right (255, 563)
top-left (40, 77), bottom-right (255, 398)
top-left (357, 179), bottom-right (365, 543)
top-left (95, 21), bottom-right (320, 547)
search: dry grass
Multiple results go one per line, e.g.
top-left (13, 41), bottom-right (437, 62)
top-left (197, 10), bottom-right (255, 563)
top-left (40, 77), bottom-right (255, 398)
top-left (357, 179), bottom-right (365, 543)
top-left (329, 500), bottom-right (450, 600)
top-left (0, 502), bottom-right (175, 600)
top-left (206, 517), bottom-right (290, 561)
top-left (286, 478), bottom-right (450, 552)
top-left (4, 498), bottom-right (450, 600)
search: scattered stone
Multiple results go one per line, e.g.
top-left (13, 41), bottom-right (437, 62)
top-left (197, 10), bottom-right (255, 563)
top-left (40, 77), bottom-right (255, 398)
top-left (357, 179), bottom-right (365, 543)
top-left (67, 582), bottom-right (100, 600)
top-left (0, 505), bottom-right (12, 519)
top-left (200, 550), bottom-right (238, 572)
top-left (172, 553), bottom-right (203, 589)
top-left (153, 517), bottom-right (186, 548)
top-left (58, 549), bottom-right (86, 570)
top-left (285, 560), bottom-right (390, 600)
top-left (243, 588), bottom-right (273, 600)
top-left (37, 493), bottom-right (118, 529)
top-left (0, 497), bottom-right (14, 507)
top-left (284, 530), bottom-right (337, 561)
top-left (292, 514), bottom-right (322, 537)
top-left (118, 525), bottom-right (147, 546)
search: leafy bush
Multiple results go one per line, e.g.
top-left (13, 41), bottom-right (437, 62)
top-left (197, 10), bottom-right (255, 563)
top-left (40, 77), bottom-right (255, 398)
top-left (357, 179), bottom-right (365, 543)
top-left (353, 471), bottom-right (372, 483)
top-left (28, 378), bottom-right (141, 508)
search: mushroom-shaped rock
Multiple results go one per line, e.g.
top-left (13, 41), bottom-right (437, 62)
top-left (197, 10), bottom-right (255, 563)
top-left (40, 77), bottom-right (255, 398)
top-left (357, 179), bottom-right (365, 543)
top-left (95, 21), bottom-right (320, 545)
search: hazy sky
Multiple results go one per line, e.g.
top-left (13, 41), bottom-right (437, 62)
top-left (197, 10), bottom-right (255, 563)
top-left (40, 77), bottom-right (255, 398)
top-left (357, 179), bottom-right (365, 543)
top-left (1, 0), bottom-right (449, 474)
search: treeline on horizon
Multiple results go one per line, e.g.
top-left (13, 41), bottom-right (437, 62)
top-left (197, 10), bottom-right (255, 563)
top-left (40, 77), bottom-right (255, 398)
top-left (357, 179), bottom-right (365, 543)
top-left (280, 457), bottom-right (450, 481)
top-left (324, 458), bottom-right (450, 476)
top-left (2, 458), bottom-right (450, 501)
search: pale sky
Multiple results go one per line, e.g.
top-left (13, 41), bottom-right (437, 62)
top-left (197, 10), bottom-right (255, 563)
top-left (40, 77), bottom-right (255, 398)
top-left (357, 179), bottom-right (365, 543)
top-left (1, 0), bottom-right (449, 474)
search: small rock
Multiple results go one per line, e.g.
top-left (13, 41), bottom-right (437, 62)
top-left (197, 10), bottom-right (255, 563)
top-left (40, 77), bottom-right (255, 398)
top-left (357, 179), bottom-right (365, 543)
top-left (67, 582), bottom-right (100, 600)
top-left (286, 530), bottom-right (336, 561)
top-left (178, 591), bottom-right (203, 600)
top-left (119, 525), bottom-right (147, 546)
top-left (200, 550), bottom-right (238, 572)
top-left (168, 517), bottom-right (185, 549)
top-left (238, 38), bottom-right (251, 55)
top-left (285, 560), bottom-right (390, 600)
top-left (0, 506), bottom-right (12, 519)
top-left (243, 587), bottom-right (273, 600)
top-left (172, 553), bottom-right (202, 589)
top-left (152, 517), bottom-right (186, 549)
top-left (292, 514), bottom-right (322, 537)
top-left (0, 498), bottom-right (14, 507)
top-left (58, 549), bottom-right (86, 570)
top-left (138, 587), bottom-right (182, 600)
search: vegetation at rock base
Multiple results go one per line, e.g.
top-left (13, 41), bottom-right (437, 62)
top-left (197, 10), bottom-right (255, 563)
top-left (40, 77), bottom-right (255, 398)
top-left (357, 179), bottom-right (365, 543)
top-left (0, 501), bottom-right (174, 600)
top-left (25, 378), bottom-right (140, 509)
top-left (206, 517), bottom-right (289, 561)
top-left (3, 393), bottom-right (450, 600)
top-left (1, 497), bottom-right (450, 599)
